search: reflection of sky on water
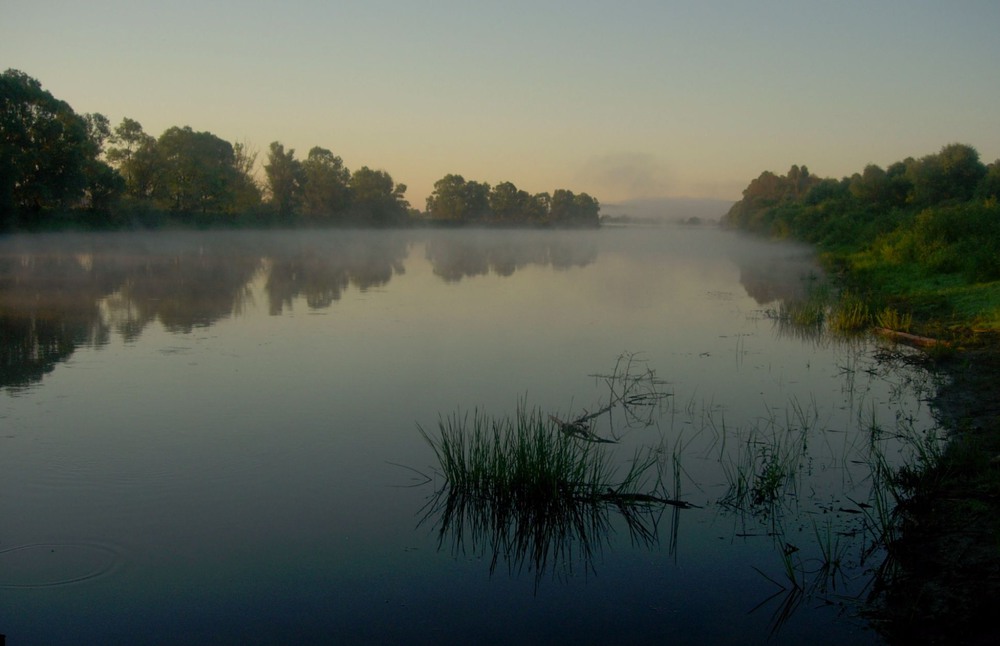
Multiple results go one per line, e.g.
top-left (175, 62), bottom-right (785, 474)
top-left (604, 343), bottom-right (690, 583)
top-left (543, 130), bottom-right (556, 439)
top-left (0, 228), bottom-right (924, 644)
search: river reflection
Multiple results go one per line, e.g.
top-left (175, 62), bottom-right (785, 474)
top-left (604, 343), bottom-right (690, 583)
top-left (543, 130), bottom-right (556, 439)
top-left (0, 230), bottom-right (604, 390)
top-left (0, 227), bottom-right (934, 645)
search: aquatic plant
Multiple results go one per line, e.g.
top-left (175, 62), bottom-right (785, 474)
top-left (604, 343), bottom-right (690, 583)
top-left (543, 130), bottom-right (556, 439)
top-left (717, 403), bottom-right (813, 514)
top-left (874, 306), bottom-right (913, 333)
top-left (417, 402), bottom-right (696, 586)
top-left (586, 351), bottom-right (671, 440)
top-left (418, 405), bottom-right (689, 508)
top-left (812, 519), bottom-right (850, 591)
top-left (829, 291), bottom-right (871, 334)
top-left (415, 354), bottom-right (694, 585)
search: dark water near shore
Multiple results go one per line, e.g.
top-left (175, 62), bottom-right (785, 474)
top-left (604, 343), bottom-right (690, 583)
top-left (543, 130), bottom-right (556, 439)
top-left (0, 227), bottom-right (936, 644)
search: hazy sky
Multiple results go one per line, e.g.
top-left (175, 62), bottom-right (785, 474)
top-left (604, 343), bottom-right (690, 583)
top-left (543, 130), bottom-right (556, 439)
top-left (3, 1), bottom-right (999, 209)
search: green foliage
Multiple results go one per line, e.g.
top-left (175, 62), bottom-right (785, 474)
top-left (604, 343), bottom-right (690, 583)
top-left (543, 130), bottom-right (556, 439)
top-left (264, 142), bottom-right (302, 219)
top-left (977, 161), bottom-right (1000, 200)
top-left (424, 174), bottom-right (490, 222)
top-left (426, 175), bottom-right (598, 226)
top-left (1, 68), bottom-right (121, 226)
top-left (725, 143), bottom-right (1000, 332)
top-left (488, 181), bottom-right (545, 223)
top-left (106, 118), bottom-right (160, 201)
top-left (875, 307), bottom-right (912, 332)
top-left (418, 406), bottom-right (649, 504)
top-left (550, 189), bottom-right (600, 227)
top-left (7, 70), bottom-right (568, 230)
top-left (719, 423), bottom-right (802, 512)
top-left (348, 166), bottom-right (410, 225)
top-left (906, 143), bottom-right (986, 208)
top-left (301, 146), bottom-right (350, 221)
top-left (157, 126), bottom-right (240, 215)
top-left (828, 291), bottom-right (871, 334)
top-left (723, 165), bottom-right (820, 231)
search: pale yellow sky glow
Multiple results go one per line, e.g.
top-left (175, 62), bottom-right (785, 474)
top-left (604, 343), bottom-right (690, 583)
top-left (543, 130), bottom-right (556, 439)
top-left (3, 1), bottom-right (999, 210)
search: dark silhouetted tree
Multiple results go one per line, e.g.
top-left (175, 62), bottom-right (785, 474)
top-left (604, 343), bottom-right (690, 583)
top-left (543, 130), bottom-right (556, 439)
top-left (301, 146), bottom-right (351, 222)
top-left (349, 166), bottom-right (409, 225)
top-left (156, 126), bottom-right (239, 215)
top-left (907, 143), bottom-right (986, 207)
top-left (264, 142), bottom-right (302, 220)
top-left (1, 69), bottom-right (96, 223)
top-left (107, 118), bottom-right (160, 200)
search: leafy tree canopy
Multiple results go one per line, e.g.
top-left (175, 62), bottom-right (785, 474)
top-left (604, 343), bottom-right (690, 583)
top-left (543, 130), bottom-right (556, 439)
top-left (1, 68), bottom-right (119, 225)
top-left (426, 175), bottom-right (598, 226)
top-left (723, 143), bottom-right (1000, 284)
top-left (1, 70), bottom-right (602, 230)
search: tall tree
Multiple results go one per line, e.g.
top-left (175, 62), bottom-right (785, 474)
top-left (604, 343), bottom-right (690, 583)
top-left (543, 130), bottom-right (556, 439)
top-left (489, 181), bottom-right (533, 223)
top-left (301, 146), bottom-right (350, 221)
top-left (78, 112), bottom-right (123, 213)
top-left (572, 192), bottom-right (600, 226)
top-left (907, 143), bottom-right (986, 207)
top-left (156, 126), bottom-right (238, 214)
top-left (978, 160), bottom-right (1000, 201)
top-left (106, 118), bottom-right (160, 199)
top-left (231, 141), bottom-right (262, 213)
top-left (264, 142), bottom-right (302, 219)
top-left (0, 69), bottom-right (92, 222)
top-left (849, 164), bottom-right (889, 206)
top-left (549, 189), bottom-right (599, 226)
top-left (426, 174), bottom-right (470, 221)
top-left (349, 166), bottom-right (409, 225)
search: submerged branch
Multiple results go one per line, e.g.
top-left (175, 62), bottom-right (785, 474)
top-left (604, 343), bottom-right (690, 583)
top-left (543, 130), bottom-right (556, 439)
top-left (592, 490), bottom-right (701, 509)
top-left (548, 414), bottom-right (618, 443)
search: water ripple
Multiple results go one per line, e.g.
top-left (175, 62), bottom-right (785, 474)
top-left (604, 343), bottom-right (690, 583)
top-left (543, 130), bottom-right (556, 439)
top-left (0, 542), bottom-right (121, 588)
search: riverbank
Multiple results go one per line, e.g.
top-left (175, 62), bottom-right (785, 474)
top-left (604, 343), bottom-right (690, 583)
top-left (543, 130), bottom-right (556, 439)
top-left (719, 146), bottom-right (1000, 643)
top-left (867, 332), bottom-right (1000, 645)
top-left (817, 248), bottom-right (1000, 643)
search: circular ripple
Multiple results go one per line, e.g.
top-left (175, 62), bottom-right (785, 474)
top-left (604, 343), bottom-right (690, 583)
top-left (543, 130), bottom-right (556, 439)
top-left (0, 542), bottom-right (120, 588)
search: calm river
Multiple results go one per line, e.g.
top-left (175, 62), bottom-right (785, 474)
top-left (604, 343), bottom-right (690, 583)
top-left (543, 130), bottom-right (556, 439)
top-left (0, 227), bottom-right (936, 644)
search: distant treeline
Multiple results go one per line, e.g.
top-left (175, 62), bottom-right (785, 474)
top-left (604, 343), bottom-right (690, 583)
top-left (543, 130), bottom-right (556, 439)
top-left (723, 143), bottom-right (1000, 283)
top-left (0, 69), bottom-right (599, 230)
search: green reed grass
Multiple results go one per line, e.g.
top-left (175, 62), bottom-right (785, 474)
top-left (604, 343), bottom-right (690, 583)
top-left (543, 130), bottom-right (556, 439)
top-left (718, 408), bottom-right (809, 513)
top-left (875, 306), bottom-right (913, 333)
top-left (855, 404), bottom-right (947, 556)
top-left (829, 291), bottom-right (871, 334)
top-left (418, 401), bottom-right (682, 586)
top-left (418, 405), bottom-right (660, 505)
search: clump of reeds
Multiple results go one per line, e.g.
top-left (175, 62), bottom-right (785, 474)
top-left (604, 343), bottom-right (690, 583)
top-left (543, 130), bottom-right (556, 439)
top-left (718, 413), bottom-right (805, 513)
top-left (418, 405), bottom-right (660, 505)
top-left (874, 306), bottom-right (913, 333)
top-left (774, 297), bottom-right (827, 329)
top-left (829, 291), bottom-right (871, 334)
top-left (417, 401), bottom-right (694, 585)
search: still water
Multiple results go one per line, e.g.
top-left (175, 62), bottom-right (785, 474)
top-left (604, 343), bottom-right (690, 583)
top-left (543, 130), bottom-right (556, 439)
top-left (0, 227), bottom-right (935, 644)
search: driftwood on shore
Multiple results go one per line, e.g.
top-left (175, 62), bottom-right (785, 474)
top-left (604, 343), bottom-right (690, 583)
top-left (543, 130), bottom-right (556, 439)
top-left (873, 327), bottom-right (947, 348)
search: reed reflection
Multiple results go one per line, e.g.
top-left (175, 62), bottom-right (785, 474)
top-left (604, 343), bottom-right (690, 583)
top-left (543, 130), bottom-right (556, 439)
top-left (420, 466), bottom-right (678, 589)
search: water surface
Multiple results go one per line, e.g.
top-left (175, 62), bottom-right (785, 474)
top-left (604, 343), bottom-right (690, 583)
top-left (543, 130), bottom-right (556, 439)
top-left (0, 227), bottom-right (935, 644)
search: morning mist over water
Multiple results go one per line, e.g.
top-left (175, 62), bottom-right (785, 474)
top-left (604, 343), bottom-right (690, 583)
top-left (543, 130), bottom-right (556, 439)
top-left (0, 226), bottom-right (934, 644)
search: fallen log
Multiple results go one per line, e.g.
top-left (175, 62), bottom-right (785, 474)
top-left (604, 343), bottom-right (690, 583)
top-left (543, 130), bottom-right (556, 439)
top-left (599, 490), bottom-right (701, 509)
top-left (873, 327), bottom-right (947, 348)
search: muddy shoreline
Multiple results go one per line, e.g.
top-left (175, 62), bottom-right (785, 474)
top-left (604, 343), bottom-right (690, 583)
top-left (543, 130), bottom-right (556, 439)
top-left (871, 335), bottom-right (1000, 645)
